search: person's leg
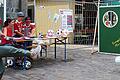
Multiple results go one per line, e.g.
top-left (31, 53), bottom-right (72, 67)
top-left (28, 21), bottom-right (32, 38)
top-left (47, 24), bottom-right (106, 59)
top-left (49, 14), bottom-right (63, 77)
top-left (0, 46), bottom-right (31, 57)
top-left (0, 73), bottom-right (3, 80)
top-left (0, 46), bottom-right (40, 79)
top-left (0, 58), bottom-right (5, 80)
top-left (0, 46), bottom-right (40, 60)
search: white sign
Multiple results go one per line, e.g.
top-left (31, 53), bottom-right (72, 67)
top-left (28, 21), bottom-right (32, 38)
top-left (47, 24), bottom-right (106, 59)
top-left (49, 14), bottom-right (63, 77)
top-left (59, 9), bottom-right (73, 32)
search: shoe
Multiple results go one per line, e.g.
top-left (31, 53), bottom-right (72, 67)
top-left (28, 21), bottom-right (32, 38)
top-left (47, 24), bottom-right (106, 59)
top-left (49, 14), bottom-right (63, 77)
top-left (30, 51), bottom-right (38, 60)
top-left (30, 45), bottom-right (41, 60)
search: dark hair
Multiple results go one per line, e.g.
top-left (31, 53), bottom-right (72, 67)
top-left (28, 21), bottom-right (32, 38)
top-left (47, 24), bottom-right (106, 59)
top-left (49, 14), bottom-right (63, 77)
top-left (25, 17), bottom-right (31, 21)
top-left (3, 18), bottom-right (12, 27)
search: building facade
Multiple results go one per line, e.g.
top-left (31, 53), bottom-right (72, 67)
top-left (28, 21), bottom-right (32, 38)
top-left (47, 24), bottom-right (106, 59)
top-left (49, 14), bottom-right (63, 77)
top-left (2, 0), bottom-right (119, 44)
top-left (0, 0), bottom-right (99, 44)
top-left (0, 0), bottom-right (28, 20)
top-left (27, 0), bottom-right (98, 44)
top-left (6, 0), bottom-right (27, 19)
top-left (28, 0), bottom-right (74, 43)
top-left (74, 0), bottom-right (98, 44)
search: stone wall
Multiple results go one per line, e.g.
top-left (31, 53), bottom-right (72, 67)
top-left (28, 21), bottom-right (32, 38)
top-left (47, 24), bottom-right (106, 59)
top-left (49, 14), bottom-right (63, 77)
top-left (6, 0), bottom-right (27, 19)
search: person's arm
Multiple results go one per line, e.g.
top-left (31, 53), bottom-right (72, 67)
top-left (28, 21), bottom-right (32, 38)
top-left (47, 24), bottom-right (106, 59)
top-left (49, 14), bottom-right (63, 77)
top-left (0, 31), bottom-right (4, 36)
top-left (29, 24), bottom-right (36, 37)
top-left (14, 23), bottom-right (24, 36)
top-left (2, 28), bottom-right (7, 37)
top-left (31, 28), bottom-right (35, 36)
top-left (15, 31), bottom-right (24, 36)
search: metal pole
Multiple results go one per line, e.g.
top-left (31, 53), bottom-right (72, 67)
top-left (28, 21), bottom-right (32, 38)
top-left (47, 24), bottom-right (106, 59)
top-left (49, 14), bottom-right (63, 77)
top-left (54, 38), bottom-right (57, 59)
top-left (82, 2), bottom-right (83, 30)
top-left (64, 38), bottom-right (67, 62)
top-left (34, 0), bottom-right (37, 37)
top-left (19, 0), bottom-right (22, 11)
top-left (97, 0), bottom-right (100, 53)
top-left (34, 0), bottom-right (36, 22)
top-left (23, 43), bottom-right (27, 70)
top-left (4, 0), bottom-right (7, 66)
top-left (4, 0), bottom-right (6, 22)
top-left (91, 0), bottom-right (100, 54)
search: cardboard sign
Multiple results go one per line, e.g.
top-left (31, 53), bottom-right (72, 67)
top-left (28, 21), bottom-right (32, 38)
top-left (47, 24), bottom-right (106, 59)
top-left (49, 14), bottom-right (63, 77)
top-left (59, 9), bottom-right (73, 32)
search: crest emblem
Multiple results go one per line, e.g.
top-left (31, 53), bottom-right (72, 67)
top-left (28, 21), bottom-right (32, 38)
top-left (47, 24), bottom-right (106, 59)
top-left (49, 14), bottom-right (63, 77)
top-left (103, 11), bottom-right (118, 28)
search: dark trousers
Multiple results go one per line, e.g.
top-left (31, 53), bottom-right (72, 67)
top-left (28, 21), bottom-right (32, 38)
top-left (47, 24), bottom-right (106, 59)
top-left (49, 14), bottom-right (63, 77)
top-left (0, 72), bottom-right (3, 80)
top-left (0, 58), bottom-right (4, 80)
top-left (0, 46), bottom-right (31, 79)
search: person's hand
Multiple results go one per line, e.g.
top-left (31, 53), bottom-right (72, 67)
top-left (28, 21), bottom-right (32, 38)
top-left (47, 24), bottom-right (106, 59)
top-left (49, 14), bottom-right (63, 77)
top-left (6, 36), bottom-right (13, 40)
top-left (28, 34), bottom-right (33, 37)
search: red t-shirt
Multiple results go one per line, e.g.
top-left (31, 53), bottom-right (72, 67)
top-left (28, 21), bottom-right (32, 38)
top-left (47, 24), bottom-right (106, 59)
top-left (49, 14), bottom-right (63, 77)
top-left (14, 20), bottom-right (23, 33)
top-left (22, 24), bottom-right (35, 36)
top-left (1, 27), bottom-right (13, 45)
top-left (6, 27), bottom-right (13, 37)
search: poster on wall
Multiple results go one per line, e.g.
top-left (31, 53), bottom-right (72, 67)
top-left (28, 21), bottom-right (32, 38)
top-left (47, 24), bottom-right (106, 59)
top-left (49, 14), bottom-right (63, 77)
top-left (59, 9), bottom-right (73, 32)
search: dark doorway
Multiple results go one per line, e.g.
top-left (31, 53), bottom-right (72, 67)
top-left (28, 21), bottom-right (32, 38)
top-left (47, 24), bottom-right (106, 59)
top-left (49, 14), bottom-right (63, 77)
top-left (28, 5), bottom-right (34, 22)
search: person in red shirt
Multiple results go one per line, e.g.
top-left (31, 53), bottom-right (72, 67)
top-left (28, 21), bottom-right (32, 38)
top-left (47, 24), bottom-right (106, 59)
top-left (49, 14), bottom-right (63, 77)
top-left (2, 19), bottom-right (14, 37)
top-left (23, 17), bottom-right (36, 37)
top-left (14, 12), bottom-right (24, 37)
top-left (0, 18), bottom-right (41, 79)
top-left (1, 19), bottom-right (14, 45)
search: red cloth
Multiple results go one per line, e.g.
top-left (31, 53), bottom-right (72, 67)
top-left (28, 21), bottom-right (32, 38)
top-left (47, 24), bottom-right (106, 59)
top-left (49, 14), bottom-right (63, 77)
top-left (14, 20), bottom-right (23, 33)
top-left (22, 24), bottom-right (35, 36)
top-left (23, 24), bottom-right (34, 32)
top-left (1, 36), bottom-right (7, 45)
top-left (1, 27), bottom-right (13, 45)
top-left (1, 37), bottom-right (12, 45)
top-left (6, 27), bottom-right (13, 37)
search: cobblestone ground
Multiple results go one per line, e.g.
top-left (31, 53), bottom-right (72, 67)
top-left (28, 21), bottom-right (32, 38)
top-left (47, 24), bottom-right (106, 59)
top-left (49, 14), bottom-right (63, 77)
top-left (2, 45), bottom-right (120, 80)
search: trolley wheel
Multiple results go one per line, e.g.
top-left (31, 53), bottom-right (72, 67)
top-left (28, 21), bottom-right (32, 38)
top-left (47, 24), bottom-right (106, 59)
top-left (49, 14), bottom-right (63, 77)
top-left (22, 60), bottom-right (32, 70)
top-left (7, 59), bottom-right (14, 67)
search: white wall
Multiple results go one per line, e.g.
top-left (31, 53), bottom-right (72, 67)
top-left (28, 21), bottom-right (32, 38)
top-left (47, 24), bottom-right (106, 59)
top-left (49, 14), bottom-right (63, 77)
top-left (0, 0), bottom-right (3, 3)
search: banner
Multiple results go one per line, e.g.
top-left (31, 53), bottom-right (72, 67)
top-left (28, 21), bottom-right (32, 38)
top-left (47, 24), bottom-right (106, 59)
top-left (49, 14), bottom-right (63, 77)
top-left (99, 6), bottom-right (120, 54)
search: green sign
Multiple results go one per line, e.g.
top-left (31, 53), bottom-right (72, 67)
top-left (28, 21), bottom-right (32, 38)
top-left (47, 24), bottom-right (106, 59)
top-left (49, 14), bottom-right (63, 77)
top-left (99, 6), bottom-right (120, 54)
top-left (111, 1), bottom-right (120, 5)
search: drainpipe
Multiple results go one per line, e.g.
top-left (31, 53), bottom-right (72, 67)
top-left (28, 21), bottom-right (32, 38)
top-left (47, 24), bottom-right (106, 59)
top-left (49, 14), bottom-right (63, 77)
top-left (19, 0), bottom-right (22, 11)
top-left (4, 0), bottom-right (6, 22)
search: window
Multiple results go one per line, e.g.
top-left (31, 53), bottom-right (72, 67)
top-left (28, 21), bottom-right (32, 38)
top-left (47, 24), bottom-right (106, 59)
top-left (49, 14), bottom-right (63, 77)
top-left (28, 0), bottom-right (34, 2)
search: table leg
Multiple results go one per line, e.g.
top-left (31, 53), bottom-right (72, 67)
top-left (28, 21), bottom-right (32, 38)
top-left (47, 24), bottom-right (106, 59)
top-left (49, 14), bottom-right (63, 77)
top-left (40, 48), bottom-right (42, 57)
top-left (55, 38), bottom-right (57, 59)
top-left (23, 43), bottom-right (27, 70)
top-left (64, 38), bottom-right (67, 62)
